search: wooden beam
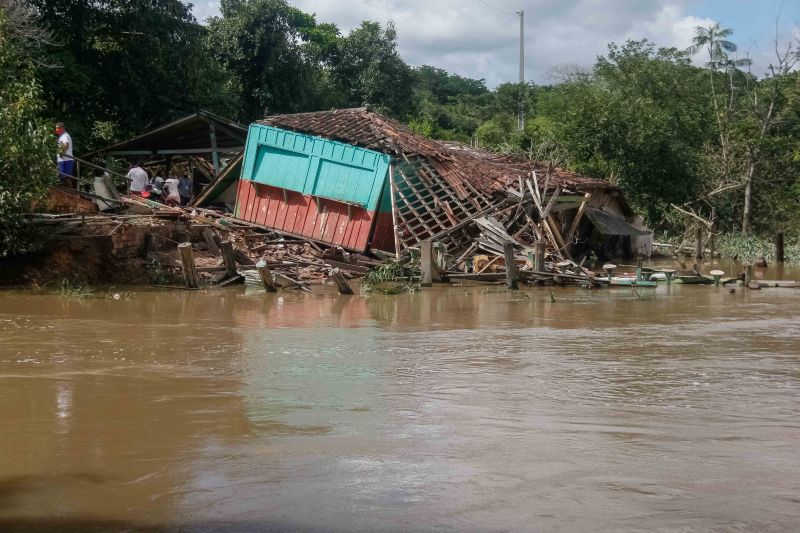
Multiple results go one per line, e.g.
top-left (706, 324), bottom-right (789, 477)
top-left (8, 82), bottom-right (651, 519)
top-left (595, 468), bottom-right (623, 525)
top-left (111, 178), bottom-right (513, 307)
top-left (209, 123), bottom-right (220, 176)
top-left (256, 260), bottom-right (277, 292)
top-left (220, 240), bottom-right (238, 278)
top-left (504, 242), bottom-right (518, 290)
top-left (202, 227), bottom-right (221, 256)
top-left (564, 193), bottom-right (591, 243)
top-left (388, 165), bottom-right (403, 258)
top-left (330, 268), bottom-right (354, 295)
top-left (178, 243), bottom-right (198, 289)
top-left (540, 186), bottom-right (562, 220)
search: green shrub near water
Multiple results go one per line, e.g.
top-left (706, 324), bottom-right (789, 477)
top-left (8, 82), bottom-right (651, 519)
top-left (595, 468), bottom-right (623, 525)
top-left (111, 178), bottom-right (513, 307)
top-left (56, 279), bottom-right (92, 298)
top-left (362, 261), bottom-right (419, 294)
top-left (713, 234), bottom-right (798, 264)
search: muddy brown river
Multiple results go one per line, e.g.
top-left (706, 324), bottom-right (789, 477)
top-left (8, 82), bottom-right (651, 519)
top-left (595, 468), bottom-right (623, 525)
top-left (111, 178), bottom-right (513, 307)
top-left (1, 261), bottom-right (799, 531)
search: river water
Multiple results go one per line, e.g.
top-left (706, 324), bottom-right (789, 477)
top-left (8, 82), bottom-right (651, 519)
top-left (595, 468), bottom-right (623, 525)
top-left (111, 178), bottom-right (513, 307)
top-left (1, 262), bottom-right (799, 531)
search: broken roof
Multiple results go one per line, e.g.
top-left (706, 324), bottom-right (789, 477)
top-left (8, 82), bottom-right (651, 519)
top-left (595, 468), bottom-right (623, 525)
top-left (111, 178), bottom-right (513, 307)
top-left (82, 110), bottom-right (247, 158)
top-left (258, 107), bottom-right (617, 196)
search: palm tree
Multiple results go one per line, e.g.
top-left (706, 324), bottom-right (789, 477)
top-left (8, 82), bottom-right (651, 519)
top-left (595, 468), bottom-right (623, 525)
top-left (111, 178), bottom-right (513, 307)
top-left (689, 24), bottom-right (739, 159)
top-left (719, 56), bottom-right (753, 111)
top-left (689, 23), bottom-right (738, 70)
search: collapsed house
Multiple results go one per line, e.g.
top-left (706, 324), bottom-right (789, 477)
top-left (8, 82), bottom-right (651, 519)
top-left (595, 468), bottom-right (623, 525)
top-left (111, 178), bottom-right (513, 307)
top-left (197, 107), bottom-right (650, 264)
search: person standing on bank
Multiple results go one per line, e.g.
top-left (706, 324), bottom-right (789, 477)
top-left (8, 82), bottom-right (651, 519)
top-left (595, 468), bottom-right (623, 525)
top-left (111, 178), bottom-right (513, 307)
top-left (55, 122), bottom-right (74, 187)
top-left (163, 173), bottom-right (181, 207)
top-left (178, 170), bottom-right (192, 206)
top-left (126, 160), bottom-right (149, 197)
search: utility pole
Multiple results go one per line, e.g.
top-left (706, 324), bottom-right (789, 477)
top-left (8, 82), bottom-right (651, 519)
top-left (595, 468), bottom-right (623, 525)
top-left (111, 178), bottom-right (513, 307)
top-left (517, 9), bottom-right (525, 130)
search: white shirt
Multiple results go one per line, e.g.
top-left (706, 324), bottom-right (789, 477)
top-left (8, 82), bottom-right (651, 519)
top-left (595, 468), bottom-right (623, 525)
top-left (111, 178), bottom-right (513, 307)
top-left (127, 166), bottom-right (149, 192)
top-left (164, 177), bottom-right (180, 198)
top-left (57, 132), bottom-right (73, 162)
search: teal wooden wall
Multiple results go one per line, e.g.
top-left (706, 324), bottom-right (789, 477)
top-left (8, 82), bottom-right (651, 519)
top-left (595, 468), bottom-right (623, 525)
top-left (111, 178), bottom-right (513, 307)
top-left (241, 124), bottom-right (390, 211)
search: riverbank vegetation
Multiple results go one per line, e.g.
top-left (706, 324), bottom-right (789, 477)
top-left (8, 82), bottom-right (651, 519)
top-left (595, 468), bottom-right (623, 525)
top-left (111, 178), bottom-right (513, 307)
top-left (2, 0), bottom-right (799, 258)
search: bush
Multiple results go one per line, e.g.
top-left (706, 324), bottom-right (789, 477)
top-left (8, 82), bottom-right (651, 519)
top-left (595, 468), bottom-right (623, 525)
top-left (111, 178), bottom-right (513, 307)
top-left (0, 6), bottom-right (56, 257)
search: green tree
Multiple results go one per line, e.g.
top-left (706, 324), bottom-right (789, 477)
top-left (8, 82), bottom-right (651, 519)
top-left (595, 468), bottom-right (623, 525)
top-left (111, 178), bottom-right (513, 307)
top-left (0, 1), bottom-right (56, 256)
top-left (207, 0), bottom-right (325, 120)
top-left (544, 41), bottom-right (715, 222)
top-left (330, 21), bottom-right (414, 117)
top-left (28, 0), bottom-right (237, 150)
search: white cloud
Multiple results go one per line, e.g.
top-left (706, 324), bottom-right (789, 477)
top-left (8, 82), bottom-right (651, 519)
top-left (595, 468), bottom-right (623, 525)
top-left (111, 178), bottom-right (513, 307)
top-left (191, 0), bottom-right (731, 86)
top-left (192, 0), bottom-right (220, 23)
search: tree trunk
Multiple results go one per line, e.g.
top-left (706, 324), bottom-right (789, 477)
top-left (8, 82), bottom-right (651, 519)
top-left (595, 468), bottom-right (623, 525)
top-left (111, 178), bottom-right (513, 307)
top-left (742, 161), bottom-right (755, 235)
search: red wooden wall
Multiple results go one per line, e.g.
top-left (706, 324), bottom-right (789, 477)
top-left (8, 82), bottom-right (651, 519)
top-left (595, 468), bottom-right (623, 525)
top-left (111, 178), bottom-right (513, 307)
top-left (235, 180), bottom-right (386, 252)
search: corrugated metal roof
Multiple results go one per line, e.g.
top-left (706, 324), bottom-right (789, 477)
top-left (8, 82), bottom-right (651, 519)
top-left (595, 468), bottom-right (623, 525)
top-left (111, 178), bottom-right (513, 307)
top-left (585, 207), bottom-right (650, 236)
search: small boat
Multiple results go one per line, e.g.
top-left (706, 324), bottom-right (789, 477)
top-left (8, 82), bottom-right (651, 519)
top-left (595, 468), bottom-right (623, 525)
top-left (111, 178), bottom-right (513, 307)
top-left (675, 274), bottom-right (713, 284)
top-left (597, 276), bottom-right (658, 287)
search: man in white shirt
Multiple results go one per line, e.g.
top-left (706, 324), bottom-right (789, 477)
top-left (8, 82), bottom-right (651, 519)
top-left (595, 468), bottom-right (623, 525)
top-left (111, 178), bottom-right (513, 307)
top-left (163, 174), bottom-right (181, 206)
top-left (55, 122), bottom-right (74, 187)
top-left (126, 161), bottom-right (150, 196)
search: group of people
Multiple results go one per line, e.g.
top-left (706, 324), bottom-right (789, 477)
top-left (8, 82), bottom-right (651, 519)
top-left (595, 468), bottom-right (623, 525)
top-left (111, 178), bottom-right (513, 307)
top-left (55, 121), bottom-right (194, 206)
top-left (126, 162), bottom-right (192, 206)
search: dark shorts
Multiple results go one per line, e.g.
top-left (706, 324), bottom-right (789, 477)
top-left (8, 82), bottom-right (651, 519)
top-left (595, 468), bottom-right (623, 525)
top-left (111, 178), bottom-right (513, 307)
top-left (57, 160), bottom-right (74, 185)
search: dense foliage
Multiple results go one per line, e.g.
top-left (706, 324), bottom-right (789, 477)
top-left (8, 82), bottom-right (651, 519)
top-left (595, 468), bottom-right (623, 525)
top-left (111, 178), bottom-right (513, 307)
top-left (0, 2), bottom-right (55, 256)
top-left (3, 0), bottom-right (800, 253)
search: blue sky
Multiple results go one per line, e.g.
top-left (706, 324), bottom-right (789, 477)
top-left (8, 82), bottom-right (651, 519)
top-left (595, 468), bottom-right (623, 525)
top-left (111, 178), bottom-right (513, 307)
top-left (191, 0), bottom-right (799, 86)
top-left (693, 0), bottom-right (798, 75)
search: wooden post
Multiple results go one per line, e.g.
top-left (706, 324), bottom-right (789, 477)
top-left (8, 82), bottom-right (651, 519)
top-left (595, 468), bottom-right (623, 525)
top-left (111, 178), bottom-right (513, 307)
top-left (209, 123), bottom-right (220, 176)
top-left (565, 192), bottom-right (591, 243)
top-left (203, 227), bottom-right (221, 256)
top-left (709, 207), bottom-right (716, 261)
top-left (534, 241), bottom-right (546, 272)
top-left (220, 240), bottom-right (238, 278)
top-left (503, 242), bottom-right (519, 290)
top-left (330, 268), bottom-right (354, 295)
top-left (256, 260), bottom-right (277, 292)
top-left (421, 239), bottom-right (434, 287)
top-left (695, 226), bottom-right (703, 260)
top-left (178, 243), bottom-right (198, 289)
top-left (775, 232), bottom-right (785, 263)
top-left (388, 165), bottom-right (402, 259)
top-left (745, 264), bottom-right (753, 286)
top-left (433, 241), bottom-right (445, 271)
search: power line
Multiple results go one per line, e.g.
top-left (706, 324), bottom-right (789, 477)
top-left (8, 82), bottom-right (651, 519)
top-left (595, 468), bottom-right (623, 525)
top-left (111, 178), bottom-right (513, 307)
top-left (441, 14), bottom-right (518, 57)
top-left (473, 0), bottom-right (516, 16)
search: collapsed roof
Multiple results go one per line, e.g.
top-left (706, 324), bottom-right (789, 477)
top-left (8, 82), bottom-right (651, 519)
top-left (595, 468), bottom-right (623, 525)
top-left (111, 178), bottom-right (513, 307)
top-left (258, 107), bottom-right (617, 198)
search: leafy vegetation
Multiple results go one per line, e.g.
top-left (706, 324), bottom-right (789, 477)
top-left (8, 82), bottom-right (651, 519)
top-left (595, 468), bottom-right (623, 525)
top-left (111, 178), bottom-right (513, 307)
top-left (56, 278), bottom-right (92, 298)
top-left (362, 261), bottom-right (419, 294)
top-left (0, 2), bottom-right (55, 256)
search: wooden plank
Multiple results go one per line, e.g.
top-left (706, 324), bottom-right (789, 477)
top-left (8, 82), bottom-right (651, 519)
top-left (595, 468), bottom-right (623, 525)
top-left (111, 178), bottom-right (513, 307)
top-left (504, 242), bottom-right (519, 290)
top-left (322, 259), bottom-right (369, 274)
top-left (330, 268), bottom-right (354, 295)
top-left (220, 240), bottom-right (238, 278)
top-left (203, 227), bottom-right (221, 256)
top-left (420, 239), bottom-right (437, 286)
top-left (564, 193), bottom-right (591, 243)
top-left (178, 243), bottom-right (198, 289)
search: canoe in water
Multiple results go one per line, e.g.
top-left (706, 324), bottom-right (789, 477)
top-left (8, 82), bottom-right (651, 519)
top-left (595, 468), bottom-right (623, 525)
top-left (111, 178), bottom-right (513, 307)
top-left (675, 275), bottom-right (713, 284)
